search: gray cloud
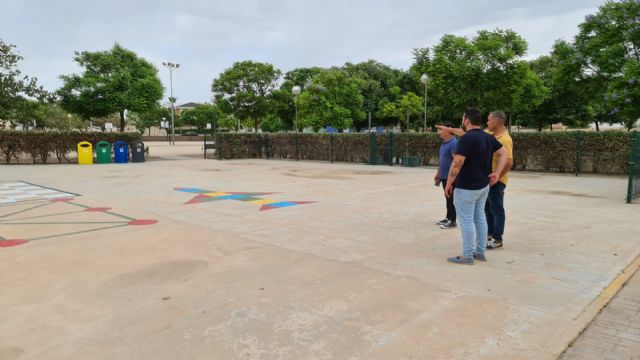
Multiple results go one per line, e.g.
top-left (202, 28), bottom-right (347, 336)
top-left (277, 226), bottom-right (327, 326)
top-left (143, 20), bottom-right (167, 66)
top-left (1, 0), bottom-right (601, 104)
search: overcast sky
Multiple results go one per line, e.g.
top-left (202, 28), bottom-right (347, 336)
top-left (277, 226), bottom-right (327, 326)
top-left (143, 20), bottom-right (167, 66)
top-left (1, 0), bottom-right (602, 105)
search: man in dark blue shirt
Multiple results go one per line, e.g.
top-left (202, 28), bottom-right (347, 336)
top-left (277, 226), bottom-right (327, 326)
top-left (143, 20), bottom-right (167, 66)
top-left (443, 108), bottom-right (507, 265)
top-left (435, 123), bottom-right (457, 229)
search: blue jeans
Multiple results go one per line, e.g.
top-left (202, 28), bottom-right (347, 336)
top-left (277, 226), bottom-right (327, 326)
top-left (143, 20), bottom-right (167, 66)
top-left (485, 182), bottom-right (506, 241)
top-left (453, 186), bottom-right (490, 258)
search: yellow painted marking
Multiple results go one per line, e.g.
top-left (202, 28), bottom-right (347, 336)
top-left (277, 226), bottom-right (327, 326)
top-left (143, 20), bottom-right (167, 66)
top-left (248, 199), bottom-right (278, 205)
top-left (204, 192), bottom-right (230, 197)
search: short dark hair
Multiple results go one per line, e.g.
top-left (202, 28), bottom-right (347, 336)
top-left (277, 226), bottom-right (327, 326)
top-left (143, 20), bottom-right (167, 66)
top-left (464, 108), bottom-right (483, 126)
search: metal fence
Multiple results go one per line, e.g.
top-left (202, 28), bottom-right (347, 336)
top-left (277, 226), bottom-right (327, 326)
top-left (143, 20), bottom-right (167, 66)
top-left (627, 131), bottom-right (639, 204)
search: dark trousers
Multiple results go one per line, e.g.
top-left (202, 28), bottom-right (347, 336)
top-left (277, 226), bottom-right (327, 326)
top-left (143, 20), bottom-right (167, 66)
top-left (485, 182), bottom-right (506, 241)
top-left (441, 181), bottom-right (456, 222)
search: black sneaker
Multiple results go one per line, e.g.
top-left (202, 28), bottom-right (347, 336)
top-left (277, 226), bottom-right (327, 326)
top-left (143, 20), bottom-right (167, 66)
top-left (436, 218), bottom-right (449, 225)
top-left (486, 240), bottom-right (503, 250)
top-left (440, 220), bottom-right (457, 229)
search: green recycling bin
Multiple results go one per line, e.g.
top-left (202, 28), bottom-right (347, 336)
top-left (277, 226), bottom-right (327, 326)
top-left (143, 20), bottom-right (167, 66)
top-left (96, 141), bottom-right (112, 164)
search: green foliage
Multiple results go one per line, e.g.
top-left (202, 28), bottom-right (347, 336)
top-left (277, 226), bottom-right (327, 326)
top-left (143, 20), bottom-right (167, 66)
top-left (412, 34), bottom-right (480, 122)
top-left (12, 99), bottom-right (47, 129)
top-left (0, 38), bottom-right (51, 123)
top-left (57, 43), bottom-right (164, 131)
top-left (43, 103), bottom-right (84, 130)
top-left (511, 131), bottom-right (632, 174)
top-left (574, 1), bottom-right (640, 130)
top-left (296, 68), bottom-right (365, 131)
top-left (208, 131), bottom-right (633, 175)
top-left (380, 90), bottom-right (423, 131)
top-left (260, 114), bottom-right (287, 133)
top-left (180, 104), bottom-right (221, 132)
top-left (130, 103), bottom-right (171, 135)
top-left (342, 60), bottom-right (403, 129)
top-left (0, 130), bottom-right (140, 164)
top-left (410, 29), bottom-right (544, 127)
top-left (212, 60), bottom-right (282, 131)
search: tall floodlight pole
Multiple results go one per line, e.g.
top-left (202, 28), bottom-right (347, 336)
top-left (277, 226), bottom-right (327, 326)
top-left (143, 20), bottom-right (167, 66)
top-left (162, 62), bottom-right (180, 145)
top-left (420, 73), bottom-right (429, 132)
top-left (292, 86), bottom-right (301, 132)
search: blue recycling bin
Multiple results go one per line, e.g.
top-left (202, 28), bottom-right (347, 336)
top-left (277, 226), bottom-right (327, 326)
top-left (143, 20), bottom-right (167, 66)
top-left (113, 141), bottom-right (129, 163)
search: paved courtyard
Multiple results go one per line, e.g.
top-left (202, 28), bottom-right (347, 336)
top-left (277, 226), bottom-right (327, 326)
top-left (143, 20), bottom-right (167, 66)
top-left (1, 142), bottom-right (639, 359)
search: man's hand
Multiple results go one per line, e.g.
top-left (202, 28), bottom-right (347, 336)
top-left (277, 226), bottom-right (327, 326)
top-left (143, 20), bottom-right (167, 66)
top-left (435, 125), bottom-right (465, 137)
top-left (489, 172), bottom-right (499, 186)
top-left (445, 182), bottom-right (453, 198)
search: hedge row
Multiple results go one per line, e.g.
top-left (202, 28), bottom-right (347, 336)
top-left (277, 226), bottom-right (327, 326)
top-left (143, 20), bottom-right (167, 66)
top-left (212, 131), bottom-right (634, 175)
top-left (0, 131), bottom-right (141, 164)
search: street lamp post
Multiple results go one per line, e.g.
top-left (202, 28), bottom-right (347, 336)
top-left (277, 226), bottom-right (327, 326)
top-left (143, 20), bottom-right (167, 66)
top-left (292, 85), bottom-right (301, 161)
top-left (162, 62), bottom-right (180, 145)
top-left (162, 117), bottom-right (168, 143)
top-left (420, 73), bottom-right (429, 132)
top-left (292, 85), bottom-right (301, 132)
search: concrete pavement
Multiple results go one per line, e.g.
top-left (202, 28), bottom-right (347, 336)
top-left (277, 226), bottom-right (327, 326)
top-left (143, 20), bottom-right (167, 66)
top-left (1, 141), bottom-right (639, 359)
top-left (561, 266), bottom-right (640, 359)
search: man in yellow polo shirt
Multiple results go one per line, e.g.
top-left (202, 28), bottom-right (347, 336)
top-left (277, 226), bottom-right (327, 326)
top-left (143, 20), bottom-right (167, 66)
top-left (484, 111), bottom-right (513, 250)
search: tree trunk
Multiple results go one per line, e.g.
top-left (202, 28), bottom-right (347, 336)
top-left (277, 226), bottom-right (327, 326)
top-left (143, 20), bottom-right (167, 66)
top-left (120, 110), bottom-right (125, 132)
top-left (594, 120), bottom-right (600, 131)
top-left (406, 113), bottom-right (410, 132)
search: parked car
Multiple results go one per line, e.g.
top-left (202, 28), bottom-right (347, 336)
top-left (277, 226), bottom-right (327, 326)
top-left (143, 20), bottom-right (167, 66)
top-left (183, 131), bottom-right (199, 136)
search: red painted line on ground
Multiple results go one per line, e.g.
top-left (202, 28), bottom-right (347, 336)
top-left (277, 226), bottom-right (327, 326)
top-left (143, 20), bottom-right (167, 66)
top-left (0, 239), bottom-right (29, 248)
top-left (128, 219), bottom-right (158, 226)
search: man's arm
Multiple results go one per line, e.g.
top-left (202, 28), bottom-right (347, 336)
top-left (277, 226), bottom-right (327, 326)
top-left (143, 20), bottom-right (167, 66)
top-left (489, 147), bottom-right (508, 185)
top-left (500, 158), bottom-right (513, 179)
top-left (435, 125), bottom-right (465, 137)
top-left (445, 154), bottom-right (465, 198)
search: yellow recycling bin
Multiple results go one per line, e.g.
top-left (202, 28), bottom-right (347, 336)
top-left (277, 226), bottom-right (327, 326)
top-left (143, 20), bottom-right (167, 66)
top-left (77, 141), bottom-right (94, 165)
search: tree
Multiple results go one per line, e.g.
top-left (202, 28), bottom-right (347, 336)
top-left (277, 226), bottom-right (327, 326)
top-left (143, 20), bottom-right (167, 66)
top-left (574, 1), bottom-right (640, 130)
top-left (43, 103), bottom-right (84, 130)
top-left (0, 38), bottom-right (50, 124)
top-left (342, 60), bottom-right (402, 129)
top-left (212, 60), bottom-right (282, 132)
top-left (131, 103), bottom-right (171, 135)
top-left (380, 89), bottom-right (424, 131)
top-left (12, 99), bottom-right (47, 129)
top-left (474, 29), bottom-right (529, 122)
top-left (296, 68), bottom-right (364, 131)
top-left (269, 67), bottom-right (324, 131)
top-left (411, 34), bottom-right (482, 123)
top-left (260, 114), bottom-right (287, 132)
top-left (511, 61), bottom-right (551, 130)
top-left (180, 104), bottom-right (222, 132)
top-left (58, 43), bottom-right (164, 132)
top-left (411, 29), bottom-right (538, 127)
